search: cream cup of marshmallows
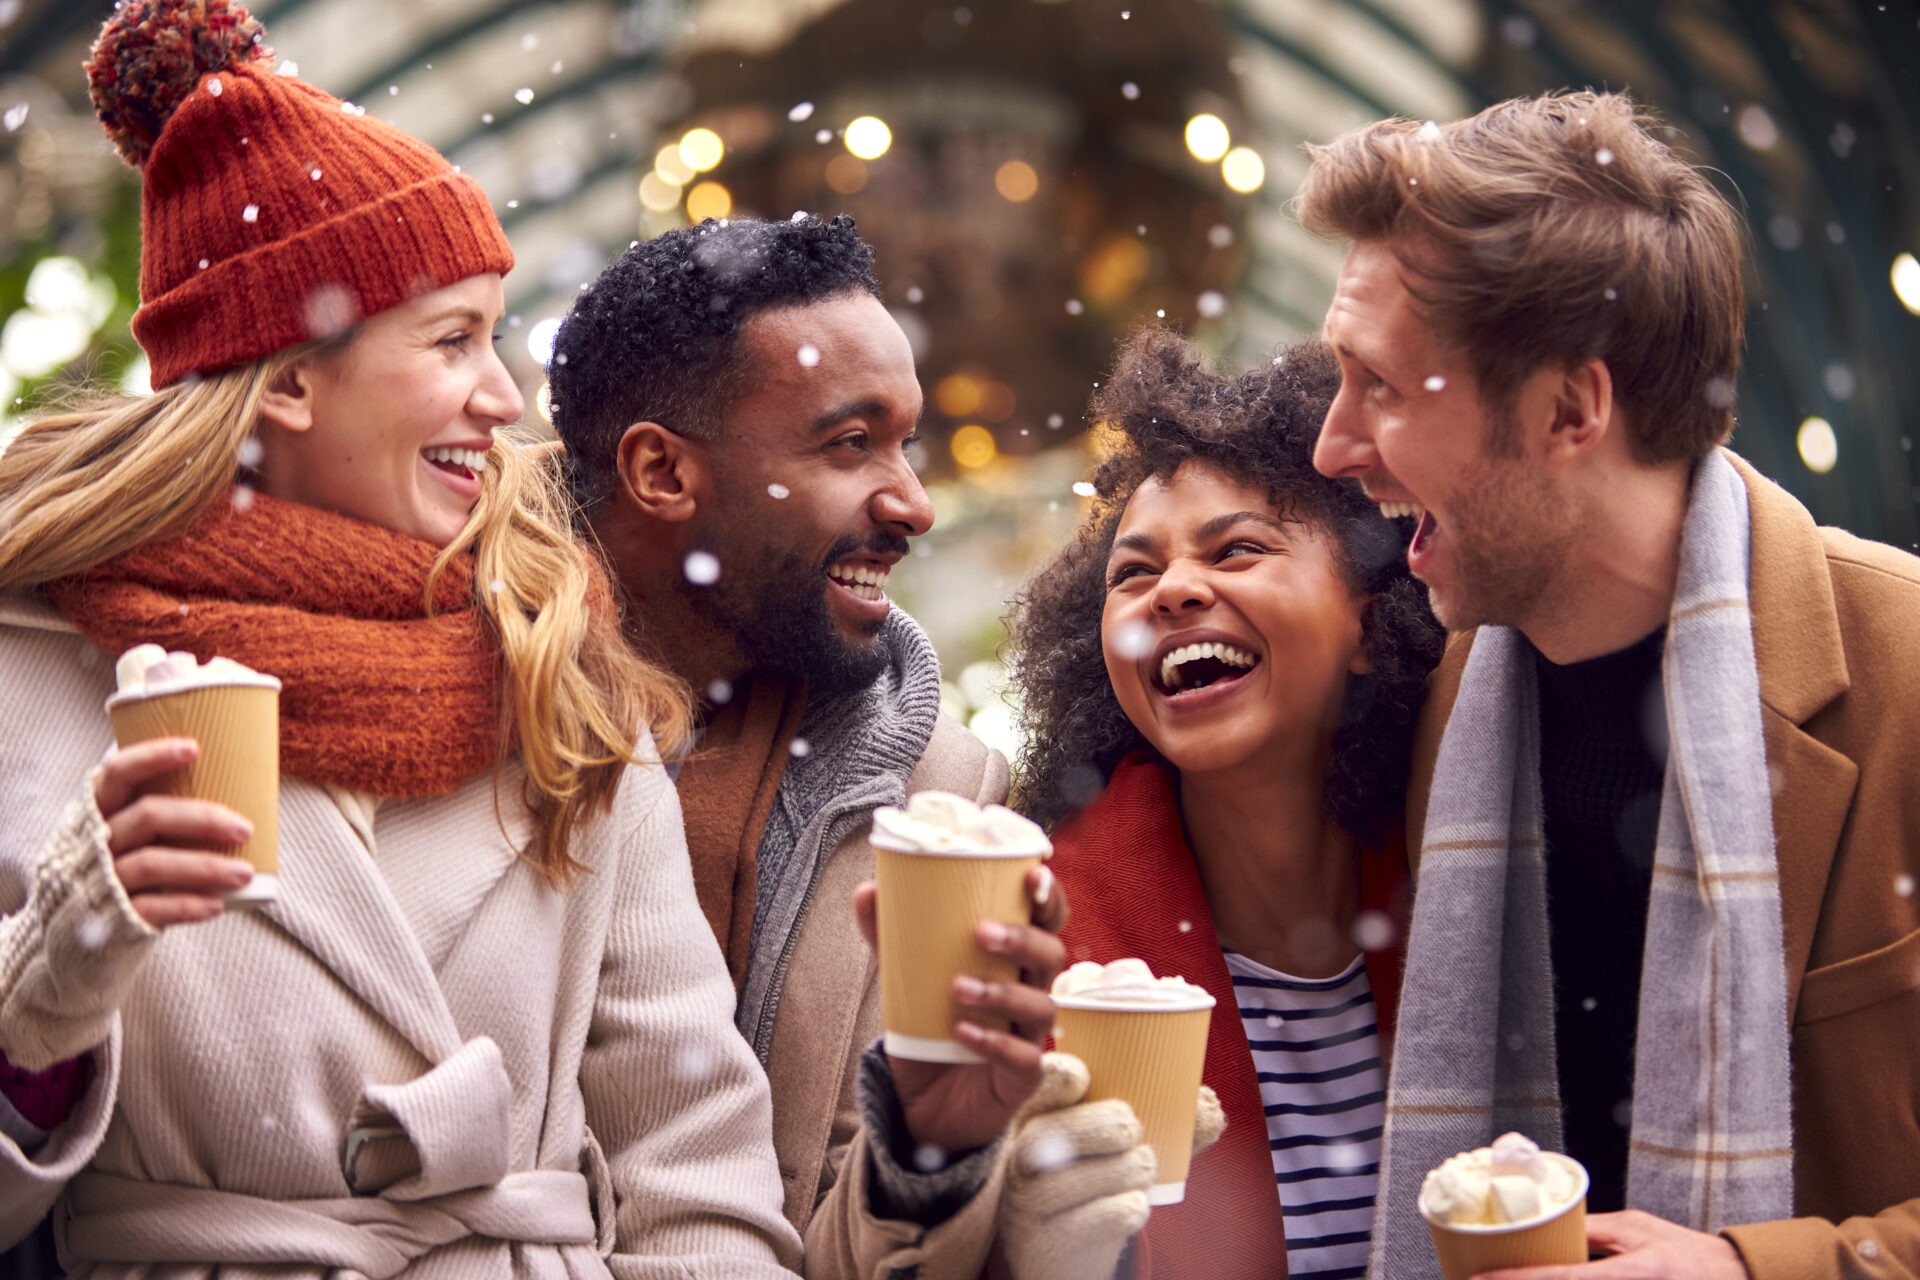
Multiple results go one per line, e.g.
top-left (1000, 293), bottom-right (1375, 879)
top-left (1418, 1132), bottom-right (1590, 1279)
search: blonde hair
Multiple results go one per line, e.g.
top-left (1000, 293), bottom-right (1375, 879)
top-left (1298, 90), bottom-right (1744, 464)
top-left (0, 347), bottom-right (689, 884)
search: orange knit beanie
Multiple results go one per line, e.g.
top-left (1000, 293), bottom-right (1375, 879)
top-left (85, 0), bottom-right (513, 388)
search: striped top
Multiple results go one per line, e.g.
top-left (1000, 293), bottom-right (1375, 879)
top-left (1223, 948), bottom-right (1384, 1280)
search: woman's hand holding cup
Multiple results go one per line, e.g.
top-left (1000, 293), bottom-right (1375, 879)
top-left (95, 737), bottom-right (254, 928)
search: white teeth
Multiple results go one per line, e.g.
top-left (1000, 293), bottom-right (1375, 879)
top-left (1378, 500), bottom-right (1424, 520)
top-left (829, 565), bottom-right (890, 599)
top-left (1157, 641), bottom-right (1258, 690)
top-left (424, 445), bottom-right (489, 474)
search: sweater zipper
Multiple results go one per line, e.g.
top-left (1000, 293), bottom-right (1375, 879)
top-left (753, 801), bottom-right (871, 1062)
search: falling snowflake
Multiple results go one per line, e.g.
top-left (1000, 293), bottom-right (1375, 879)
top-left (1065, 299), bottom-right (1084, 316)
top-left (1417, 120), bottom-right (1441, 142)
top-left (1207, 223), bottom-right (1233, 248)
top-left (310, 168), bottom-right (322, 181)
top-left (76, 915), bottom-right (111, 951)
top-left (767, 483), bottom-right (790, 499)
top-left (1596, 148), bottom-right (1614, 165)
top-left (1023, 1131), bottom-right (1075, 1173)
top-left (1046, 414), bottom-right (1064, 429)
top-left (207, 77), bottom-right (223, 97)
top-left (1896, 874), bottom-right (1915, 898)
top-left (1177, 920), bottom-right (1192, 933)
top-left (797, 344), bottom-right (820, 368)
top-left (913, 1143), bottom-right (946, 1172)
top-left (1196, 291), bottom-right (1227, 318)
top-left (790, 737), bottom-right (811, 759)
top-left (788, 101), bottom-right (815, 122)
top-left (905, 286), bottom-right (924, 303)
top-left (489, 578), bottom-right (505, 595)
top-left (3, 103), bottom-right (27, 132)
top-left (242, 204), bottom-right (259, 223)
top-left (815, 128), bottom-right (832, 144)
top-left (514, 88), bottom-right (535, 105)
top-left (198, 258), bottom-right (210, 270)
top-left (683, 550), bottom-right (720, 585)
top-left (1071, 481), bottom-right (1096, 498)
top-left (238, 436), bottom-right (265, 468)
top-left (275, 59), bottom-right (299, 76)
top-left (520, 31), bottom-right (539, 51)
top-left (231, 485), bottom-right (255, 512)
top-left (1111, 620), bottom-right (1153, 659)
top-left (1122, 82), bottom-right (1140, 100)
top-left (707, 678), bottom-right (733, 705)
top-left (1424, 375), bottom-right (1446, 392)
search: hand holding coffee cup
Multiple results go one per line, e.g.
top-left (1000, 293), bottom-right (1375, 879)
top-left (104, 645), bottom-right (282, 916)
top-left (858, 791), bottom-right (1064, 1157)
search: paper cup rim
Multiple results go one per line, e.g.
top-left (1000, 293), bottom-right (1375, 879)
top-left (1418, 1153), bottom-right (1590, 1235)
top-left (870, 833), bottom-right (1050, 859)
top-left (1052, 988), bottom-right (1217, 1013)
top-left (106, 674), bottom-right (282, 711)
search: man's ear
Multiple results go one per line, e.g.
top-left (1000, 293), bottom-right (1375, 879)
top-left (617, 422), bottom-right (707, 523)
top-left (259, 361), bottom-right (318, 435)
top-left (1544, 357), bottom-right (1614, 465)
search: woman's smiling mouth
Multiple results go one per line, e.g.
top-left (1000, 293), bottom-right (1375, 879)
top-left (1151, 639), bottom-right (1263, 705)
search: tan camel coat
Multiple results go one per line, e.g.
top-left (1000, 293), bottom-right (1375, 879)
top-left (0, 591), bottom-right (803, 1277)
top-left (1407, 454), bottom-right (1920, 1280)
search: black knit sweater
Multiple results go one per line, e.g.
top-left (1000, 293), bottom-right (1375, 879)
top-left (1533, 626), bottom-right (1667, 1214)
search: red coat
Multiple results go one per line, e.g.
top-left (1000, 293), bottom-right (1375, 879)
top-left (1048, 750), bottom-right (1408, 1279)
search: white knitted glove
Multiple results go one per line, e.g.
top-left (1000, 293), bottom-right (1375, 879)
top-left (999, 1052), bottom-right (1155, 1280)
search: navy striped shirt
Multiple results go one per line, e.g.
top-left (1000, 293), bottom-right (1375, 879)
top-left (1223, 949), bottom-right (1383, 1280)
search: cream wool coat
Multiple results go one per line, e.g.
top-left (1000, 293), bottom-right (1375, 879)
top-left (0, 592), bottom-right (804, 1277)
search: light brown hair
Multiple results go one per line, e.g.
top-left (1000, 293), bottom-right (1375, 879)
top-left (1297, 90), bottom-right (1744, 463)
top-left (0, 350), bottom-right (689, 884)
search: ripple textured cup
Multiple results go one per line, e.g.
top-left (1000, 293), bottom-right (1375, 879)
top-left (1420, 1153), bottom-right (1590, 1280)
top-left (1051, 989), bottom-right (1215, 1203)
top-left (874, 835), bottom-right (1043, 1063)
top-left (107, 675), bottom-right (282, 907)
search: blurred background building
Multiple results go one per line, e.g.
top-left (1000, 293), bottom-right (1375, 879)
top-left (2, 0), bottom-right (1916, 757)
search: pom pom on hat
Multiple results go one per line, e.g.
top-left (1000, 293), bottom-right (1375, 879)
top-left (87, 0), bottom-right (273, 168)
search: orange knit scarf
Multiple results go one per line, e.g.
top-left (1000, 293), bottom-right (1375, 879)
top-left (46, 490), bottom-right (505, 797)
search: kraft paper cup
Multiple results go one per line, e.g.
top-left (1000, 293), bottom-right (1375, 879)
top-left (1420, 1154), bottom-right (1590, 1280)
top-left (107, 677), bottom-right (282, 907)
top-left (1051, 990), bottom-right (1215, 1204)
top-left (873, 836), bottom-right (1043, 1064)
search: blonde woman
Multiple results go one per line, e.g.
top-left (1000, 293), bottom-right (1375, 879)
top-left (0, 1), bottom-right (800, 1274)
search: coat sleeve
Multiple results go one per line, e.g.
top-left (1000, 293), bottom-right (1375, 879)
top-left (799, 719), bottom-right (1014, 1279)
top-left (580, 757), bottom-right (804, 1277)
top-left (1724, 1204), bottom-right (1920, 1280)
top-left (0, 785), bottom-right (155, 1247)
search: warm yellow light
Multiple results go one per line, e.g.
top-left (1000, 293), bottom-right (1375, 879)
top-left (845, 116), bottom-right (892, 161)
top-left (638, 171), bottom-right (682, 212)
top-left (935, 373), bottom-right (983, 418)
top-left (1893, 253), bottom-right (1920, 316)
top-left (824, 154), bottom-right (868, 194)
top-left (654, 143), bottom-right (695, 186)
top-left (1078, 235), bottom-right (1151, 305)
top-left (536, 381), bottom-right (553, 423)
top-left (1221, 146), bottom-right (1265, 193)
top-left (679, 127), bottom-right (725, 173)
top-left (685, 181), bottom-right (732, 223)
top-left (994, 160), bottom-right (1039, 203)
top-left (1797, 416), bottom-right (1838, 474)
top-left (1185, 113), bottom-right (1230, 163)
top-left (950, 424), bottom-right (997, 469)
top-left (979, 381), bottom-right (1016, 423)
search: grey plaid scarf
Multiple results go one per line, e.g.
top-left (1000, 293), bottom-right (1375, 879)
top-left (1370, 450), bottom-right (1795, 1278)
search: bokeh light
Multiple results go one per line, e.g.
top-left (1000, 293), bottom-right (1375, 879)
top-left (950, 424), bottom-right (998, 468)
top-left (638, 171), bottom-right (682, 212)
top-left (845, 116), bottom-right (893, 160)
top-left (527, 316), bottom-right (562, 366)
top-left (1893, 253), bottom-right (1920, 316)
top-left (994, 160), bottom-right (1039, 202)
top-left (654, 143), bottom-right (695, 186)
top-left (1797, 416), bottom-right (1838, 474)
top-left (685, 181), bottom-right (732, 222)
top-left (1184, 113), bottom-right (1230, 162)
top-left (679, 127), bottom-right (725, 172)
top-left (825, 154), bottom-right (868, 194)
top-left (1221, 146), bottom-right (1265, 193)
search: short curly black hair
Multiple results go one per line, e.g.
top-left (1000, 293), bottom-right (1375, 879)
top-left (549, 213), bottom-right (881, 513)
top-left (1005, 329), bottom-right (1444, 842)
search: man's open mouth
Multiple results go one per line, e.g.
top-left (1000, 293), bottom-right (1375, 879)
top-left (1153, 641), bottom-right (1260, 695)
top-left (827, 563), bottom-right (890, 602)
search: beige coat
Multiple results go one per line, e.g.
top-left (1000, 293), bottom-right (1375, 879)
top-left (1407, 454), bottom-right (1920, 1280)
top-left (0, 592), bottom-right (804, 1277)
top-left (777, 714), bottom-right (1015, 1280)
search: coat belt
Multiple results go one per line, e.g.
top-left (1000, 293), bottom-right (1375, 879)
top-left (59, 1168), bottom-right (598, 1277)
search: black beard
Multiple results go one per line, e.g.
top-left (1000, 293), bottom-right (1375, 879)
top-left (688, 531), bottom-right (908, 698)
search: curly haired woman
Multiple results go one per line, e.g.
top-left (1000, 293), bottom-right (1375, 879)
top-left (0, 1), bottom-right (799, 1273)
top-left (999, 329), bottom-right (1443, 1280)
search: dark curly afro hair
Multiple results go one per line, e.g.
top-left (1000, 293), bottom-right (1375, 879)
top-left (1005, 328), bottom-right (1444, 843)
top-left (550, 212), bottom-right (880, 515)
